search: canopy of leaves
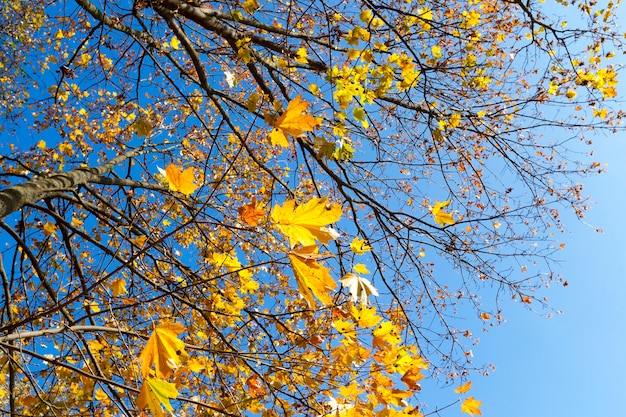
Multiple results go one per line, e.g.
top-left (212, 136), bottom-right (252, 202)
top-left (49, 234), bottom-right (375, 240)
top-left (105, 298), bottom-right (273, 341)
top-left (0, 0), bottom-right (622, 416)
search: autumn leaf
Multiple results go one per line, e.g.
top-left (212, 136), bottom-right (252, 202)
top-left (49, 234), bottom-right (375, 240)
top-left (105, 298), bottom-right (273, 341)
top-left (454, 381), bottom-right (472, 394)
top-left (137, 377), bottom-right (179, 417)
top-left (139, 322), bottom-right (187, 378)
top-left (269, 95), bottom-right (318, 147)
top-left (238, 197), bottom-right (266, 226)
top-left (272, 197), bottom-right (342, 247)
top-left (350, 237), bottom-right (371, 254)
top-left (211, 252), bottom-right (254, 280)
top-left (158, 164), bottom-right (199, 196)
top-left (134, 118), bottom-right (152, 138)
top-left (109, 278), bottom-right (127, 296)
top-left (245, 374), bottom-right (265, 397)
top-left (461, 396), bottom-right (483, 416)
top-left (350, 305), bottom-right (381, 328)
top-left (401, 366), bottom-right (425, 391)
top-left (429, 200), bottom-right (455, 226)
top-left (288, 246), bottom-right (337, 307)
top-left (339, 273), bottom-right (379, 306)
top-left (42, 222), bottom-right (58, 237)
top-left (353, 263), bottom-right (370, 274)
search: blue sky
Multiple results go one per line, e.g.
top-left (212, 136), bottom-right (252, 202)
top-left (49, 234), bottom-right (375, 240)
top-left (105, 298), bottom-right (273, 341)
top-left (460, 131), bottom-right (626, 416)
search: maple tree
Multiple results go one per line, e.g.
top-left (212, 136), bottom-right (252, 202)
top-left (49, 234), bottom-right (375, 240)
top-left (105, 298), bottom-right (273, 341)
top-left (0, 0), bottom-right (623, 416)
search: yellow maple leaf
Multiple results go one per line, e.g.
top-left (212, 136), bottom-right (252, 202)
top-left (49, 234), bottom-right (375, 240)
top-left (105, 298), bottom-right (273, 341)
top-left (137, 377), bottom-right (179, 417)
top-left (109, 278), bottom-right (127, 297)
top-left (288, 246), bottom-right (337, 307)
top-left (158, 164), bottom-right (199, 196)
top-left (272, 197), bottom-right (342, 248)
top-left (269, 95), bottom-right (318, 147)
top-left (461, 396), bottom-right (483, 416)
top-left (237, 197), bottom-right (266, 226)
top-left (139, 322), bottom-right (187, 378)
top-left (350, 305), bottom-right (381, 328)
top-left (350, 237), bottom-right (371, 254)
top-left (42, 222), bottom-right (58, 237)
top-left (429, 199), bottom-right (455, 226)
top-left (169, 36), bottom-right (180, 50)
top-left (454, 381), bottom-right (472, 394)
top-left (353, 263), bottom-right (370, 274)
top-left (211, 252), bottom-right (253, 279)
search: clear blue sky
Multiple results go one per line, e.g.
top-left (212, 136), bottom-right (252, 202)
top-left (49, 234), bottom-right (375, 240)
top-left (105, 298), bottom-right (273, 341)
top-left (450, 131), bottom-right (626, 416)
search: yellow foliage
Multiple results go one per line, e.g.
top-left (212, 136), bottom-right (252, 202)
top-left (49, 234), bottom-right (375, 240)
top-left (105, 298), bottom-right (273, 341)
top-left (269, 95), bottom-right (318, 147)
top-left (272, 197), bottom-right (342, 247)
top-left (158, 164), bottom-right (199, 196)
top-left (461, 396), bottom-right (483, 416)
top-left (288, 246), bottom-right (337, 307)
top-left (139, 322), bottom-right (187, 378)
top-left (137, 377), bottom-right (179, 417)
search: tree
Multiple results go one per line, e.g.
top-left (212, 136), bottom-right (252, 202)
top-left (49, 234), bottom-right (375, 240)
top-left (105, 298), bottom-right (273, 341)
top-left (0, 0), bottom-right (622, 415)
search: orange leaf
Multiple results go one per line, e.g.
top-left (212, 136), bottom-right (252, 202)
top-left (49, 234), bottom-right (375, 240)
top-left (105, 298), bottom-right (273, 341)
top-left (269, 95), bottom-right (317, 147)
top-left (288, 246), bottom-right (337, 307)
top-left (272, 197), bottom-right (342, 248)
top-left (461, 396), bottom-right (483, 416)
top-left (245, 375), bottom-right (265, 397)
top-left (401, 366), bottom-right (425, 391)
top-left (238, 197), bottom-right (266, 226)
top-left (454, 381), bottom-right (472, 394)
top-left (139, 322), bottom-right (187, 378)
top-left (158, 164), bottom-right (198, 196)
top-left (137, 377), bottom-right (179, 417)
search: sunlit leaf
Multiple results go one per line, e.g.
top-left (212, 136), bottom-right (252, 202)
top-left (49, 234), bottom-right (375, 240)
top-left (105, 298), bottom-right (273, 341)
top-left (158, 164), bottom-right (199, 196)
top-left (272, 197), bottom-right (342, 248)
top-left (109, 278), bottom-right (127, 296)
top-left (288, 246), bottom-right (337, 307)
top-left (139, 322), bottom-right (187, 378)
top-left (269, 95), bottom-right (317, 147)
top-left (137, 377), bottom-right (179, 417)
top-left (429, 199), bottom-right (455, 226)
top-left (350, 237), bottom-right (371, 254)
top-left (454, 381), bottom-right (472, 394)
top-left (461, 396), bottom-right (483, 416)
top-left (339, 273), bottom-right (379, 305)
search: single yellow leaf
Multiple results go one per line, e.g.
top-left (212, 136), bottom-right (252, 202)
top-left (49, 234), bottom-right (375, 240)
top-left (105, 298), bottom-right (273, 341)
top-left (42, 222), bottom-right (58, 237)
top-left (269, 95), bottom-right (317, 147)
top-left (170, 36), bottom-right (181, 50)
top-left (461, 396), bottom-right (483, 416)
top-left (454, 381), bottom-right (472, 394)
top-left (139, 322), bottom-right (187, 378)
top-left (353, 263), bottom-right (370, 274)
top-left (480, 312), bottom-right (490, 320)
top-left (272, 197), bottom-right (342, 248)
top-left (288, 246), bottom-right (337, 307)
top-left (350, 237), bottom-right (371, 254)
top-left (158, 164), bottom-right (199, 196)
top-left (131, 235), bottom-right (147, 247)
top-left (429, 199), bottom-right (455, 226)
top-left (137, 377), bottom-right (179, 417)
top-left (36, 140), bottom-right (46, 150)
top-left (110, 278), bottom-right (127, 297)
